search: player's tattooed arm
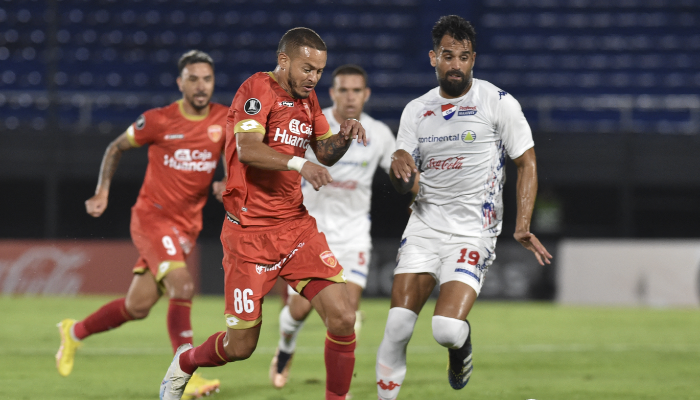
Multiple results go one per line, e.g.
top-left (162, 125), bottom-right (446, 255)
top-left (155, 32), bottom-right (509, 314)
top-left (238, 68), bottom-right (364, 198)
top-left (85, 132), bottom-right (134, 217)
top-left (512, 147), bottom-right (553, 266)
top-left (311, 133), bottom-right (352, 166)
top-left (96, 132), bottom-right (134, 193)
top-left (311, 118), bottom-right (367, 166)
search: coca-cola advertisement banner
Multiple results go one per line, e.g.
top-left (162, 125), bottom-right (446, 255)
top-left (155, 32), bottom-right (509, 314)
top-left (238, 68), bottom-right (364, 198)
top-left (0, 240), bottom-right (200, 295)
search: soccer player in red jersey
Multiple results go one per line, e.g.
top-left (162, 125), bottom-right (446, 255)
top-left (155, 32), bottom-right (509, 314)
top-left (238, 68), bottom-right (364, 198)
top-left (159, 28), bottom-right (367, 400)
top-left (56, 50), bottom-right (226, 398)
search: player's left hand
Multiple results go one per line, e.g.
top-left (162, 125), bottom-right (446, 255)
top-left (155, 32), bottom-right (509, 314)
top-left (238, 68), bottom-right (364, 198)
top-left (514, 230), bottom-right (553, 266)
top-left (338, 118), bottom-right (366, 146)
top-left (212, 179), bottom-right (226, 203)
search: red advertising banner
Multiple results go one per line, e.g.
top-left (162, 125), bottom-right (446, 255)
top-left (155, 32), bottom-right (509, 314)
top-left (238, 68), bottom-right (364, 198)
top-left (0, 240), bottom-right (200, 295)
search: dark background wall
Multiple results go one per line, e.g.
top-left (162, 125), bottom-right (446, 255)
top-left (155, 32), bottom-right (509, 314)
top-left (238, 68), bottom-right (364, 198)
top-left (2, 0), bottom-right (699, 242)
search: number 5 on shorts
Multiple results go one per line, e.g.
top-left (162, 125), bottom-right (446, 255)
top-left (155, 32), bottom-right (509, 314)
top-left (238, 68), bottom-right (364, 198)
top-left (233, 288), bottom-right (254, 314)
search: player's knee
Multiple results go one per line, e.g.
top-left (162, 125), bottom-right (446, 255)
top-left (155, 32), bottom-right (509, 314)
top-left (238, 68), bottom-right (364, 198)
top-left (326, 308), bottom-right (356, 336)
top-left (288, 295), bottom-right (313, 321)
top-left (170, 282), bottom-right (195, 299)
top-left (165, 278), bottom-right (195, 300)
top-left (431, 316), bottom-right (469, 349)
top-left (384, 307), bottom-right (418, 343)
top-left (125, 303), bottom-right (150, 320)
top-left (162, 268), bottom-right (195, 299)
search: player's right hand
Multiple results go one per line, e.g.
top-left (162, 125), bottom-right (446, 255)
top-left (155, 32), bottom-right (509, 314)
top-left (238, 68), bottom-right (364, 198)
top-left (300, 162), bottom-right (332, 191)
top-left (338, 118), bottom-right (367, 146)
top-left (514, 230), bottom-right (553, 266)
top-left (85, 190), bottom-right (109, 217)
top-left (391, 150), bottom-right (418, 183)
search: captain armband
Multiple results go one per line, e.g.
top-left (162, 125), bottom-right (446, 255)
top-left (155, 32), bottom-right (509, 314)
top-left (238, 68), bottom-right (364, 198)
top-left (234, 119), bottom-right (266, 135)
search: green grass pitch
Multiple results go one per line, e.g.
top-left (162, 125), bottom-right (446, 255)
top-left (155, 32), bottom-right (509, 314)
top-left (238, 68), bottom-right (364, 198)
top-left (1, 296), bottom-right (699, 400)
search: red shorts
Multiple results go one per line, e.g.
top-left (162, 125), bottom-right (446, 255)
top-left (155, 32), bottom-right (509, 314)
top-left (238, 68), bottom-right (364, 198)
top-left (221, 213), bottom-right (345, 329)
top-left (130, 206), bottom-right (197, 282)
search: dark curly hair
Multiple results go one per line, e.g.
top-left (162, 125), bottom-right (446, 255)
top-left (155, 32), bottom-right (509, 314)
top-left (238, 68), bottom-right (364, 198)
top-left (431, 15), bottom-right (476, 51)
top-left (177, 50), bottom-right (214, 75)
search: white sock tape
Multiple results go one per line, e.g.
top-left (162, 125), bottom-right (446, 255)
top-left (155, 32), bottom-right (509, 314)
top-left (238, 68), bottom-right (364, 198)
top-left (287, 156), bottom-right (307, 172)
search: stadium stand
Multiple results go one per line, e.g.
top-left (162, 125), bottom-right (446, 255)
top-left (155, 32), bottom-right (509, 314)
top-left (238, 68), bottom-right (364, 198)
top-left (0, 0), bottom-right (698, 134)
top-left (1, 0), bottom-right (428, 133)
top-left (476, 0), bottom-right (700, 133)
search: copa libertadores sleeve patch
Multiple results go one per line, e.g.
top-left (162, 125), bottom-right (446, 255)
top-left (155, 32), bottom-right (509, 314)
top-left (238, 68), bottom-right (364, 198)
top-left (244, 98), bottom-right (261, 115)
top-left (135, 114), bottom-right (146, 129)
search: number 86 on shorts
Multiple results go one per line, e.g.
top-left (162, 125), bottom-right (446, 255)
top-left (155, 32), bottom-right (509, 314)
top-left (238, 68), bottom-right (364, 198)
top-left (224, 286), bottom-right (262, 329)
top-left (233, 288), bottom-right (254, 314)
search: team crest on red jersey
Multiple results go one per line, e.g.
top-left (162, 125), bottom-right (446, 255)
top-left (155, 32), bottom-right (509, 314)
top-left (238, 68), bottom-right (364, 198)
top-left (207, 125), bottom-right (222, 143)
top-left (441, 104), bottom-right (457, 120)
top-left (319, 251), bottom-right (338, 268)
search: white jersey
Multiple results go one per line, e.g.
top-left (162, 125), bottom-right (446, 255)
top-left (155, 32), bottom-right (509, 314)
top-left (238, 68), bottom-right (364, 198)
top-left (303, 108), bottom-right (396, 248)
top-left (397, 79), bottom-right (534, 238)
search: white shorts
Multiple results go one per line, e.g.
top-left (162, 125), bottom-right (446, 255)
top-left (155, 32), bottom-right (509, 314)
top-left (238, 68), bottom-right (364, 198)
top-left (287, 244), bottom-right (371, 295)
top-left (395, 215), bottom-right (497, 295)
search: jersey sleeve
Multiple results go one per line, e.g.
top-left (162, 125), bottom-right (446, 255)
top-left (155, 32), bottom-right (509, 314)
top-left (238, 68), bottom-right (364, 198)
top-left (227, 76), bottom-right (275, 137)
top-left (311, 92), bottom-right (333, 141)
top-left (396, 101), bottom-right (421, 168)
top-left (126, 109), bottom-right (162, 147)
top-left (377, 123), bottom-right (396, 175)
top-left (494, 92), bottom-right (534, 159)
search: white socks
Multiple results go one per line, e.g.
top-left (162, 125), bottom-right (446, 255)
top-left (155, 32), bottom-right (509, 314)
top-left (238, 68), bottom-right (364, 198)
top-left (431, 315), bottom-right (469, 349)
top-left (375, 310), bottom-right (471, 399)
top-left (69, 324), bottom-right (82, 342)
top-left (376, 307), bottom-right (418, 400)
top-left (278, 305), bottom-right (305, 354)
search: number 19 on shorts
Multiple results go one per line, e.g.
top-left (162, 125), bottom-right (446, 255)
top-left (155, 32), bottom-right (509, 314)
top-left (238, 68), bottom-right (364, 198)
top-left (233, 288), bottom-right (254, 314)
top-left (457, 248), bottom-right (480, 265)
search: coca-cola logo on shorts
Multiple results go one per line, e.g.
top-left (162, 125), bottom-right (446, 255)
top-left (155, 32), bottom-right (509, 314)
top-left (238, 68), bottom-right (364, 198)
top-left (425, 156), bottom-right (465, 170)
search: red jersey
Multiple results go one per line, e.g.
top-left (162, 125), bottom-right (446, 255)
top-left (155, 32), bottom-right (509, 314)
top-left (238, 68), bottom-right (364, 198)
top-left (127, 100), bottom-right (228, 234)
top-left (223, 72), bottom-right (333, 226)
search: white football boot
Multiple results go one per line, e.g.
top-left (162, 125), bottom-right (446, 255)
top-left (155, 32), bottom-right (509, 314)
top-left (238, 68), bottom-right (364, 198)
top-left (160, 344), bottom-right (193, 400)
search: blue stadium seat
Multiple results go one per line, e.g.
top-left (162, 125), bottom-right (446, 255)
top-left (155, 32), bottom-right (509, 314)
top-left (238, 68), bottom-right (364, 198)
top-left (494, 72), bottom-right (520, 87)
top-left (663, 73), bottom-right (686, 88)
top-left (2, 0), bottom-right (695, 133)
top-left (608, 73), bottom-right (632, 87)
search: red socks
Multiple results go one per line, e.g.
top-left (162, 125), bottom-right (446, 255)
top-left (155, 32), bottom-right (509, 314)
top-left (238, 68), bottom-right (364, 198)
top-left (73, 297), bottom-right (194, 355)
top-left (167, 299), bottom-right (193, 353)
top-left (324, 332), bottom-right (356, 400)
top-left (176, 328), bottom-right (355, 400)
top-left (179, 331), bottom-right (228, 375)
top-left (73, 298), bottom-right (134, 340)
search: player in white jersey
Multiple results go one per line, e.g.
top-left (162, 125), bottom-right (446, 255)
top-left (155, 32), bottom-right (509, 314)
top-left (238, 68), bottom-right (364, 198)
top-left (269, 65), bottom-right (397, 389)
top-left (376, 15), bottom-right (553, 400)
